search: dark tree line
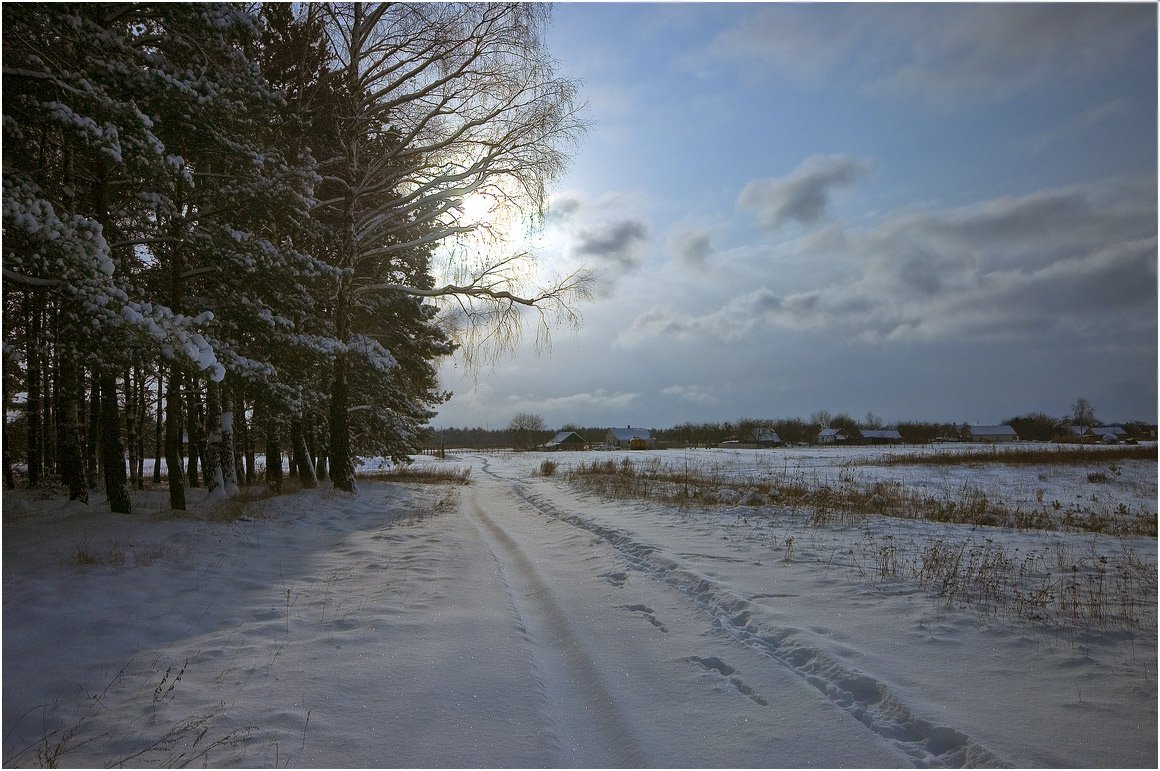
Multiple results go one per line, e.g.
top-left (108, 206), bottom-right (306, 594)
top-left (427, 400), bottom-right (1150, 450)
top-left (3, 3), bottom-right (587, 509)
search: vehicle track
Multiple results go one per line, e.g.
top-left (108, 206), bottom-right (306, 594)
top-left (474, 455), bottom-right (1010, 769)
top-left (463, 478), bottom-right (646, 767)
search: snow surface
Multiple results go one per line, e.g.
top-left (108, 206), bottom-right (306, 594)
top-left (2, 447), bottom-right (1156, 768)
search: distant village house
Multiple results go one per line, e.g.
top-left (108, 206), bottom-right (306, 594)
top-left (543, 431), bottom-right (588, 451)
top-left (859, 428), bottom-right (903, 444)
top-left (720, 428), bottom-right (782, 449)
top-left (968, 425), bottom-right (1019, 442)
top-left (606, 426), bottom-right (656, 449)
top-left (1088, 425), bottom-right (1127, 444)
top-left (1062, 425), bottom-right (1128, 444)
top-left (817, 428), bottom-right (849, 444)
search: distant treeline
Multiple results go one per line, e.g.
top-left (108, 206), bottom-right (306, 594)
top-left (426, 412), bottom-right (1155, 450)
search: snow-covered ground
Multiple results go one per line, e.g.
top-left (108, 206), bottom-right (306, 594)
top-left (2, 447), bottom-right (1156, 767)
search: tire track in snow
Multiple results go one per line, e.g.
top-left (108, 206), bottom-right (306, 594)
top-left (462, 480), bottom-right (646, 768)
top-left (485, 465), bottom-right (1009, 769)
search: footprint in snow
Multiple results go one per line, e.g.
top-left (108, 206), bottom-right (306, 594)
top-left (599, 570), bottom-right (628, 587)
top-left (688, 656), bottom-right (769, 707)
top-left (619, 604), bottom-right (668, 632)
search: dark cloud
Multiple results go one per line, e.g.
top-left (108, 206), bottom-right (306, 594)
top-left (739, 155), bottom-right (870, 232)
top-left (574, 219), bottom-right (649, 271)
top-left (546, 191), bottom-right (652, 296)
top-left (573, 219), bottom-right (654, 285)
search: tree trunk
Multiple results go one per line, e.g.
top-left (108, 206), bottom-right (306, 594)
top-left (185, 371), bottom-right (201, 487)
top-left (87, 371), bottom-right (99, 489)
top-left (57, 354), bottom-right (88, 501)
top-left (3, 428), bottom-right (14, 490)
top-left (25, 292), bottom-right (42, 487)
top-left (232, 392), bottom-right (249, 486)
top-left (125, 368), bottom-right (139, 491)
top-left (264, 407), bottom-right (282, 495)
top-left (153, 368), bottom-right (164, 484)
top-left (100, 371), bottom-right (132, 514)
top-left (47, 310), bottom-right (59, 475)
top-left (135, 366), bottom-right (146, 489)
top-left (328, 353), bottom-right (355, 492)
top-left (203, 380), bottom-right (239, 499)
top-left (291, 418), bottom-right (316, 489)
top-left (165, 365), bottom-right (186, 510)
top-left (219, 381), bottom-right (239, 497)
top-left (204, 380), bottom-right (222, 496)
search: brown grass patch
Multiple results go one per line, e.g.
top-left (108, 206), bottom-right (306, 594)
top-left (870, 444), bottom-right (1156, 467)
top-left (357, 465), bottom-right (471, 485)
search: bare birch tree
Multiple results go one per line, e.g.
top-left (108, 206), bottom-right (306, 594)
top-left (311, 3), bottom-right (591, 491)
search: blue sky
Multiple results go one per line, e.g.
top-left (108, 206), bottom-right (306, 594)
top-left (434, 2), bottom-right (1157, 431)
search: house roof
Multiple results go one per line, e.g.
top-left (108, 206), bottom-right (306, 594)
top-left (608, 427), bottom-right (652, 441)
top-left (1091, 425), bottom-right (1127, 436)
top-left (969, 425), bottom-right (1019, 437)
top-left (860, 429), bottom-right (903, 440)
top-left (546, 431), bottom-right (585, 446)
top-left (818, 428), bottom-right (846, 438)
top-left (752, 429), bottom-right (781, 443)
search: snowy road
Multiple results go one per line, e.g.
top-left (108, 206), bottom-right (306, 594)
top-left (462, 454), bottom-right (996, 768)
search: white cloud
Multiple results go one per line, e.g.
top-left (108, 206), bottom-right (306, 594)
top-left (660, 384), bottom-right (719, 405)
top-left (513, 388), bottom-right (641, 413)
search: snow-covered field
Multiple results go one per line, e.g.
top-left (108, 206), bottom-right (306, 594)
top-left (3, 446), bottom-right (1156, 767)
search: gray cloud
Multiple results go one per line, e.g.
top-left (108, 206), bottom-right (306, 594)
top-left (546, 191), bottom-right (652, 295)
top-left (669, 228), bottom-right (715, 271)
top-left (873, 5), bottom-right (1151, 107)
top-left (575, 220), bottom-right (649, 271)
top-left (708, 4), bottom-right (1151, 109)
top-left (1030, 98), bottom-right (1131, 154)
top-left (707, 4), bottom-right (872, 82)
top-left (548, 193), bottom-right (583, 222)
top-left (739, 155), bottom-right (871, 232)
top-left (623, 177), bottom-right (1157, 346)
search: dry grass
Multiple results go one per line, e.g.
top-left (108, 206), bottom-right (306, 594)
top-left (868, 444), bottom-right (1156, 467)
top-left (205, 484), bottom-right (281, 522)
top-left (566, 457), bottom-right (1156, 536)
top-left (70, 539), bottom-right (183, 569)
top-left (867, 534), bottom-right (1157, 632)
top-left (357, 465), bottom-right (471, 485)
